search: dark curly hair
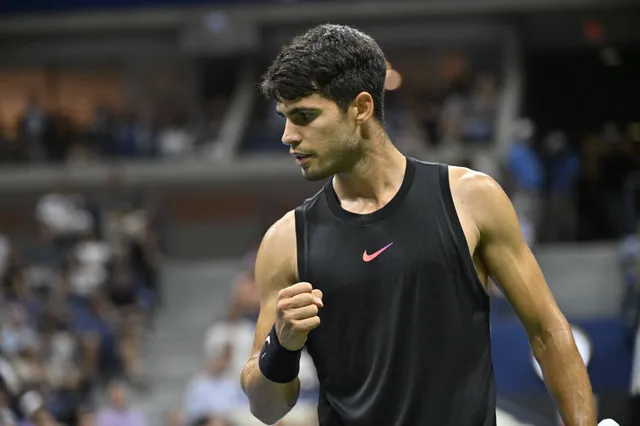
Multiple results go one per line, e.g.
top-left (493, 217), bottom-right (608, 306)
top-left (261, 24), bottom-right (387, 123)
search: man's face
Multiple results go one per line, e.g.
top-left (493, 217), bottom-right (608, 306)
top-left (276, 94), bottom-right (362, 181)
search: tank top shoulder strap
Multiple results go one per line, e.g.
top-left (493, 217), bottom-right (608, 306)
top-left (294, 205), bottom-right (309, 283)
top-left (294, 185), bottom-right (327, 283)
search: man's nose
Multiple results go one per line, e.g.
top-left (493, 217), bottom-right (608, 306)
top-left (281, 120), bottom-right (301, 146)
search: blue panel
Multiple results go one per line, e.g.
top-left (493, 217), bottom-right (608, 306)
top-left (491, 315), bottom-right (633, 395)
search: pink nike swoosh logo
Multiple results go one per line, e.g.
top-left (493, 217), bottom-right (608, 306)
top-left (362, 242), bottom-right (394, 262)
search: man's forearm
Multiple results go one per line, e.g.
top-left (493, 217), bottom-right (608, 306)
top-left (240, 356), bottom-right (300, 425)
top-left (532, 326), bottom-right (596, 426)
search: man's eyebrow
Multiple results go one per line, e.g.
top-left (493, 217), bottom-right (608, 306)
top-left (276, 107), bottom-right (318, 117)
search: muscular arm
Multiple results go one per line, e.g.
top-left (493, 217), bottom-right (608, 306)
top-left (451, 168), bottom-right (596, 426)
top-left (240, 211), bottom-right (301, 424)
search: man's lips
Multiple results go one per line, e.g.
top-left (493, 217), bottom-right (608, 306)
top-left (291, 152), bottom-right (313, 164)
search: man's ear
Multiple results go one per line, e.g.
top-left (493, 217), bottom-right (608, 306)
top-left (351, 92), bottom-right (374, 124)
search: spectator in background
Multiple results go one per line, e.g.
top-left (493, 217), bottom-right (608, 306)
top-left (46, 111), bottom-right (74, 164)
top-left (198, 260), bottom-right (318, 426)
top-left (165, 410), bottom-right (182, 426)
top-left (90, 105), bottom-right (117, 159)
top-left (115, 113), bottom-right (139, 159)
top-left (77, 408), bottom-right (96, 426)
top-left (67, 231), bottom-right (111, 299)
top-left (70, 289), bottom-right (119, 385)
top-left (107, 263), bottom-right (147, 388)
top-left (0, 385), bottom-right (18, 425)
top-left (95, 380), bottom-right (147, 426)
top-left (542, 130), bottom-right (581, 242)
top-left (0, 122), bottom-right (23, 163)
top-left (112, 109), bottom-right (157, 160)
top-left (461, 72), bottom-right (498, 144)
top-left (203, 270), bottom-right (259, 388)
top-left (599, 122), bottom-right (636, 239)
top-left (439, 71), bottom-right (498, 145)
top-left (17, 94), bottom-right (49, 162)
top-left (127, 211), bottom-right (162, 313)
top-left (506, 118), bottom-right (543, 247)
top-left (0, 305), bottom-right (38, 358)
top-left (182, 344), bottom-right (241, 425)
top-left (39, 313), bottom-right (88, 426)
top-left (12, 339), bottom-right (46, 390)
top-left (35, 184), bottom-right (94, 252)
top-left (158, 115), bottom-right (194, 158)
top-left (439, 79), bottom-right (468, 144)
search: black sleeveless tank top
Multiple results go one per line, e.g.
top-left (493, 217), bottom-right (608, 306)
top-left (294, 157), bottom-right (496, 426)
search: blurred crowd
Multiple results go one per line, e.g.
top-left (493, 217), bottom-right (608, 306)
top-left (0, 95), bottom-right (228, 164)
top-left (385, 70), bottom-right (499, 151)
top-left (0, 184), bottom-right (162, 425)
top-left (243, 58), bottom-right (500, 154)
top-left (504, 119), bottom-right (640, 247)
top-left (171, 249), bottom-right (319, 426)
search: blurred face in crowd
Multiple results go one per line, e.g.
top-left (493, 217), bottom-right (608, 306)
top-left (108, 382), bottom-right (128, 410)
top-left (166, 410), bottom-right (182, 426)
top-left (277, 94), bottom-right (371, 181)
top-left (233, 272), bottom-right (259, 317)
top-left (32, 409), bottom-right (57, 426)
top-left (78, 411), bottom-right (95, 426)
top-left (9, 305), bottom-right (28, 328)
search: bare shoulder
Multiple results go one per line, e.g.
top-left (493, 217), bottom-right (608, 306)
top-left (448, 166), bottom-right (503, 205)
top-left (447, 166), bottom-right (517, 236)
top-left (255, 210), bottom-right (298, 294)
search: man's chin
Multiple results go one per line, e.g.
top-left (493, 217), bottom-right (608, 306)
top-left (301, 167), bottom-right (330, 182)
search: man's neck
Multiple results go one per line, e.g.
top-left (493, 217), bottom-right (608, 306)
top-left (332, 138), bottom-right (406, 211)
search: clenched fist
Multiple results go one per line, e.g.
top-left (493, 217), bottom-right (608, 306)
top-left (275, 282), bottom-right (323, 351)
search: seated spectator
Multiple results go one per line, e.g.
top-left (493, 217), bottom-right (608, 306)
top-left (35, 186), bottom-right (94, 250)
top-left (12, 341), bottom-right (46, 390)
top-left (38, 312), bottom-right (89, 426)
top-left (107, 263), bottom-right (147, 387)
top-left (67, 231), bottom-right (111, 299)
top-left (165, 410), bottom-right (183, 426)
top-left (204, 267), bottom-right (260, 379)
top-left (77, 407), bottom-right (96, 426)
top-left (506, 118), bottom-right (543, 247)
top-left (157, 116), bottom-right (194, 158)
top-left (200, 260), bottom-right (319, 426)
top-left (0, 305), bottom-right (39, 359)
top-left (182, 345), bottom-right (244, 424)
top-left (95, 380), bottom-right (147, 426)
top-left (70, 289), bottom-right (120, 383)
top-left (460, 72), bottom-right (498, 143)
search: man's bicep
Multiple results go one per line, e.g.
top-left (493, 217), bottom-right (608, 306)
top-left (477, 178), bottom-right (566, 335)
top-left (250, 294), bottom-right (279, 356)
top-left (249, 211), bottom-right (297, 356)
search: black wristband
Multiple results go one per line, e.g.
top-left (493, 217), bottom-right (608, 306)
top-left (258, 325), bottom-right (302, 384)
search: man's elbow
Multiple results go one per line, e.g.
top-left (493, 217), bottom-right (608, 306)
top-left (240, 366), bottom-right (293, 425)
top-left (248, 403), bottom-right (284, 425)
top-left (528, 319), bottom-right (574, 359)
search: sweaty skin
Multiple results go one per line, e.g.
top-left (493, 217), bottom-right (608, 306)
top-left (241, 166), bottom-right (596, 426)
top-left (240, 86), bottom-right (594, 425)
top-left (449, 167), bottom-right (596, 426)
top-left (240, 211), bottom-right (304, 424)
